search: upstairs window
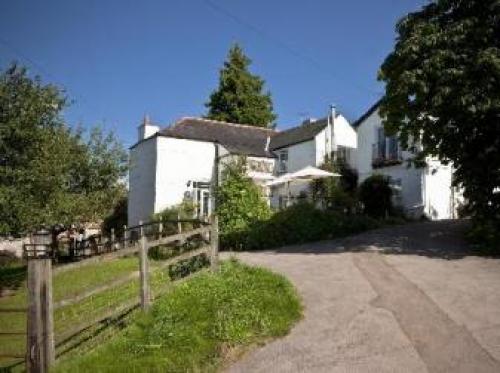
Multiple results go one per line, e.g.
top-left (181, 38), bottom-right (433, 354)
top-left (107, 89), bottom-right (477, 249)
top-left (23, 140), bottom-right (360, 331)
top-left (278, 150), bottom-right (288, 174)
top-left (372, 127), bottom-right (402, 169)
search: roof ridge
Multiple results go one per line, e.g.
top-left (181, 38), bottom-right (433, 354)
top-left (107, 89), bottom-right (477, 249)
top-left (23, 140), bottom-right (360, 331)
top-left (175, 116), bottom-right (278, 133)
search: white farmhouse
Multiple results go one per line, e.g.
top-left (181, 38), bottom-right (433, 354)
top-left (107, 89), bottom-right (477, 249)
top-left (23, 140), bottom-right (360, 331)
top-left (128, 103), bottom-right (461, 226)
top-left (128, 116), bottom-right (276, 226)
top-left (352, 100), bottom-right (461, 219)
top-left (128, 111), bottom-right (355, 226)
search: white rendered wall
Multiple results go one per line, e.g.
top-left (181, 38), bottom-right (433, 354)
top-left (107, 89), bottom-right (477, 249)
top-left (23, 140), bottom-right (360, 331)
top-left (315, 128), bottom-right (328, 166)
top-left (128, 139), bottom-right (157, 226)
top-left (334, 114), bottom-right (357, 149)
top-left (355, 110), bottom-right (425, 216)
top-left (285, 139), bottom-right (316, 173)
top-left (423, 159), bottom-right (456, 219)
top-left (155, 137), bottom-right (215, 214)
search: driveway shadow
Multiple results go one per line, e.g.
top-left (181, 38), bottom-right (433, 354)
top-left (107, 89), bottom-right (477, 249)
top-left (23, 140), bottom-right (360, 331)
top-left (256, 220), bottom-right (497, 260)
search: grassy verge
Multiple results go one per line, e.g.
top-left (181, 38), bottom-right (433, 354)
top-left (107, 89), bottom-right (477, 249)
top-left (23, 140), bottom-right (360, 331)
top-left (0, 255), bottom-right (174, 369)
top-left (54, 259), bottom-right (302, 372)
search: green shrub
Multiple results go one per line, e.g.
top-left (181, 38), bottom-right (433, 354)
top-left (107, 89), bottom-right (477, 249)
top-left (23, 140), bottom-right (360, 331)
top-left (222, 202), bottom-right (380, 251)
top-left (151, 200), bottom-right (197, 235)
top-left (217, 158), bottom-right (271, 238)
top-left (467, 219), bottom-right (500, 255)
top-left (54, 260), bottom-right (302, 372)
top-left (358, 175), bottom-right (393, 218)
top-left (102, 196), bottom-right (127, 235)
top-left (310, 157), bottom-right (359, 213)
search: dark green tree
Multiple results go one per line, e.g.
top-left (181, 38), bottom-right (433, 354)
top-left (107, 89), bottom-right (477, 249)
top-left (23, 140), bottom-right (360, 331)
top-left (206, 44), bottom-right (277, 127)
top-left (378, 0), bottom-right (500, 226)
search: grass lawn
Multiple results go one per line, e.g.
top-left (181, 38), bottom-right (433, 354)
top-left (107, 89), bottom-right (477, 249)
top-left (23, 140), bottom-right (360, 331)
top-left (0, 255), bottom-right (172, 370)
top-left (54, 259), bottom-right (302, 372)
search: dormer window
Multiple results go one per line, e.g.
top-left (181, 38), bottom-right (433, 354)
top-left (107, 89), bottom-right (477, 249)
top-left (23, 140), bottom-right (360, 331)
top-left (278, 150), bottom-right (288, 174)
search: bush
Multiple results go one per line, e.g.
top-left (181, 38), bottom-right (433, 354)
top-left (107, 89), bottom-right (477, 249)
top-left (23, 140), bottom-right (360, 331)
top-left (310, 157), bottom-right (359, 213)
top-left (222, 202), bottom-right (381, 251)
top-left (54, 260), bottom-right (302, 372)
top-left (217, 158), bottom-right (271, 237)
top-left (467, 219), bottom-right (500, 255)
top-left (102, 196), bottom-right (127, 234)
top-left (151, 200), bottom-right (197, 236)
top-left (358, 175), bottom-right (393, 218)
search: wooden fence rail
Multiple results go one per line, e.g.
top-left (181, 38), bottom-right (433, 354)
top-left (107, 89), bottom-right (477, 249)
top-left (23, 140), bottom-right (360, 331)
top-left (18, 217), bottom-right (218, 372)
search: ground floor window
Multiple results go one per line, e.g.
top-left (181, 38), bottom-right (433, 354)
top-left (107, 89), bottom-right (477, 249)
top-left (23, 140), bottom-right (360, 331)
top-left (191, 181), bottom-right (211, 217)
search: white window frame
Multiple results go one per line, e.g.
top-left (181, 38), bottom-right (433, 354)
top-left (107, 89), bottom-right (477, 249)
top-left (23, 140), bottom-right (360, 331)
top-left (278, 150), bottom-right (288, 174)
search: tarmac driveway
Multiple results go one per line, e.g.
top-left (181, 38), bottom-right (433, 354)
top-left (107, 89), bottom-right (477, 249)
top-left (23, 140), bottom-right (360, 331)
top-left (224, 220), bottom-right (500, 373)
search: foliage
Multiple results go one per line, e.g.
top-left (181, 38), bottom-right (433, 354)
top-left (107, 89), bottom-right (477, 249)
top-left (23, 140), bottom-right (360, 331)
top-left (168, 254), bottom-right (210, 280)
top-left (467, 219), bottom-right (500, 255)
top-left (0, 63), bottom-right (127, 235)
top-left (310, 156), bottom-right (358, 212)
top-left (217, 157), bottom-right (271, 239)
top-left (151, 200), bottom-right (197, 236)
top-left (222, 201), bottom-right (381, 251)
top-left (336, 160), bottom-right (359, 194)
top-left (0, 256), bottom-right (171, 369)
top-left (358, 175), bottom-right (393, 218)
top-left (0, 253), bottom-right (26, 293)
top-left (54, 260), bottom-right (302, 372)
top-left (378, 0), bottom-right (500, 226)
top-left (205, 44), bottom-right (277, 127)
top-left (102, 196), bottom-right (127, 234)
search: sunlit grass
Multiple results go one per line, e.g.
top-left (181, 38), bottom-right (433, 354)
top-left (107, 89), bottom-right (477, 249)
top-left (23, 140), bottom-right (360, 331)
top-left (55, 259), bottom-right (302, 372)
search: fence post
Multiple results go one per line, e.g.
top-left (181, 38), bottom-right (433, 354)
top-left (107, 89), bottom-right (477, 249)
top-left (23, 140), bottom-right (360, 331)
top-left (177, 212), bottom-right (182, 234)
top-left (158, 218), bottom-right (163, 237)
top-left (41, 259), bottom-right (54, 368)
top-left (210, 143), bottom-right (220, 272)
top-left (27, 259), bottom-right (42, 372)
top-left (110, 228), bottom-right (115, 250)
top-left (26, 256), bottom-right (54, 372)
top-left (123, 225), bottom-right (128, 247)
top-left (210, 215), bottom-right (219, 272)
top-left (138, 221), bottom-right (150, 310)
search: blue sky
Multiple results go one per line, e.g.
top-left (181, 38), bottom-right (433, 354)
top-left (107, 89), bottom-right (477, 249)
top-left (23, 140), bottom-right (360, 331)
top-left (0, 0), bottom-right (424, 148)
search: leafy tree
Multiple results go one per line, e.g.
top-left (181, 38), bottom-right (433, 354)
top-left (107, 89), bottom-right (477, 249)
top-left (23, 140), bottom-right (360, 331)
top-left (205, 44), bottom-right (277, 127)
top-left (74, 126), bottom-right (128, 222)
top-left (0, 63), bottom-right (127, 234)
top-left (378, 0), bottom-right (500, 225)
top-left (216, 157), bottom-right (271, 239)
top-left (359, 175), bottom-right (393, 218)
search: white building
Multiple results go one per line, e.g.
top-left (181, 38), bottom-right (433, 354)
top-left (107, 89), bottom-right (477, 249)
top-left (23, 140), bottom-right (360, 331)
top-left (352, 100), bottom-right (461, 219)
top-left (128, 116), bottom-right (276, 226)
top-left (128, 104), bottom-right (460, 226)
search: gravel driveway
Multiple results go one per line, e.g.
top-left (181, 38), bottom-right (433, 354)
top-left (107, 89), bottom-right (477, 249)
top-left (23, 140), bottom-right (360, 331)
top-left (224, 220), bottom-right (500, 373)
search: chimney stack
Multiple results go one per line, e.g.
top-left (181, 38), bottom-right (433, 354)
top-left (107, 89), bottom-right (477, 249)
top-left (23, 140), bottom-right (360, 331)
top-left (138, 114), bottom-right (160, 140)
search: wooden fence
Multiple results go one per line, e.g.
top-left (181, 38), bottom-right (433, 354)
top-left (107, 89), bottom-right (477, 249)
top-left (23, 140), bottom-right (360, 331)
top-left (0, 217), bottom-right (218, 372)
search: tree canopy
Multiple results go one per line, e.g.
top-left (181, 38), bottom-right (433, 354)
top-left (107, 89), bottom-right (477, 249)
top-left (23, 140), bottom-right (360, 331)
top-left (205, 44), bottom-right (277, 127)
top-left (0, 64), bottom-right (127, 235)
top-left (378, 0), bottom-right (500, 223)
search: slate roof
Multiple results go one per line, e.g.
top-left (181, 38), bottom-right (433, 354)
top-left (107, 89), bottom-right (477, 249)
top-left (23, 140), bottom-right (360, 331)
top-left (269, 119), bottom-right (328, 150)
top-left (158, 117), bottom-right (277, 158)
top-left (351, 99), bottom-right (382, 128)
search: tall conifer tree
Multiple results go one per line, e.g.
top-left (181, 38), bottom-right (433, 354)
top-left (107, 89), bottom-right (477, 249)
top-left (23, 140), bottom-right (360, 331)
top-left (206, 44), bottom-right (276, 127)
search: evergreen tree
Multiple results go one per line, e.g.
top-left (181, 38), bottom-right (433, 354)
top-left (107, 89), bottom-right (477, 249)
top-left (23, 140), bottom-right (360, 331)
top-left (206, 44), bottom-right (277, 127)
